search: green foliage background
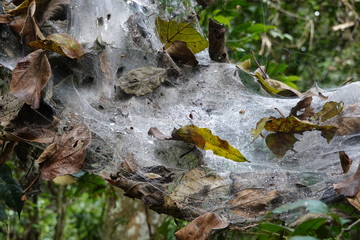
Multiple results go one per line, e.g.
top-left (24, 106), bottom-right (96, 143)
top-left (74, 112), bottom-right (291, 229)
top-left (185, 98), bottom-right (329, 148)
top-left (197, 0), bottom-right (360, 90)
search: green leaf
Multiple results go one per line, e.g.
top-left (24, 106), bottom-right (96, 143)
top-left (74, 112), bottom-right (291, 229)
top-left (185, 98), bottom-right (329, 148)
top-left (29, 33), bottom-right (84, 59)
top-left (278, 75), bottom-right (301, 82)
top-left (155, 17), bottom-right (208, 54)
top-left (311, 101), bottom-right (344, 122)
top-left (237, 69), bottom-right (261, 93)
top-left (258, 222), bottom-right (293, 234)
top-left (293, 218), bottom-right (328, 235)
top-left (171, 125), bottom-right (249, 162)
top-left (247, 23), bottom-right (275, 34)
top-left (273, 200), bottom-right (329, 214)
top-left (0, 164), bottom-right (24, 217)
top-left (0, 203), bottom-right (7, 221)
top-left (288, 236), bottom-right (318, 240)
top-left (255, 72), bottom-right (300, 97)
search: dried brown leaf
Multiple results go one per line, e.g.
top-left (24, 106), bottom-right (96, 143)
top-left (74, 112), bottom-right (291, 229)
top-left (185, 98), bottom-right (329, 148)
top-left (346, 191), bottom-right (360, 211)
top-left (208, 18), bottom-right (228, 63)
top-left (148, 127), bottom-right (172, 140)
top-left (265, 133), bottom-right (299, 157)
top-left (174, 212), bottom-right (228, 240)
top-left (229, 188), bottom-right (279, 218)
top-left (0, 142), bottom-right (17, 165)
top-left (334, 163), bottom-right (360, 197)
top-left (290, 96), bottom-right (314, 120)
top-left (10, 49), bottom-right (51, 109)
top-left (36, 142), bottom-right (57, 163)
top-left (166, 40), bottom-right (198, 66)
top-left (339, 151), bottom-right (353, 173)
top-left (29, 33), bottom-right (84, 59)
top-left (0, 14), bottom-right (11, 23)
top-left (39, 125), bottom-right (91, 180)
top-left (1, 127), bottom-right (55, 143)
top-left (36, 0), bottom-right (69, 26)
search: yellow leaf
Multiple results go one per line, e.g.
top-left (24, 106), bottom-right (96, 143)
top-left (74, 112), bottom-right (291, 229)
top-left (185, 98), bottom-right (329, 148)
top-left (155, 17), bottom-right (208, 54)
top-left (251, 117), bottom-right (269, 141)
top-left (5, 0), bottom-right (31, 16)
top-left (29, 33), bottom-right (84, 59)
top-left (172, 125), bottom-right (249, 162)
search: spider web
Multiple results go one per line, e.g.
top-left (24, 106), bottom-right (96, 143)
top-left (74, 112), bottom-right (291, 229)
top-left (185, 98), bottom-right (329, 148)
top-left (1, 0), bottom-right (360, 226)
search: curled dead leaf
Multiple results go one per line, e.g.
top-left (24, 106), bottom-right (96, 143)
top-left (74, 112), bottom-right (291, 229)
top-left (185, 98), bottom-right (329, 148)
top-left (166, 41), bottom-right (198, 66)
top-left (208, 18), bottom-right (228, 63)
top-left (29, 33), bottom-right (84, 59)
top-left (339, 151), bottom-right (353, 173)
top-left (346, 191), bottom-right (360, 211)
top-left (174, 212), bottom-right (228, 240)
top-left (148, 127), bottom-right (172, 140)
top-left (10, 49), bottom-right (51, 109)
top-left (0, 127), bottom-right (55, 143)
top-left (290, 96), bottom-right (314, 120)
top-left (0, 142), bottom-right (18, 165)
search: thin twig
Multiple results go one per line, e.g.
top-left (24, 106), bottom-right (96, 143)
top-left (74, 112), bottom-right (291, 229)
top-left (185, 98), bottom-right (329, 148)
top-left (250, 50), bottom-right (267, 77)
top-left (22, 173), bottom-right (40, 194)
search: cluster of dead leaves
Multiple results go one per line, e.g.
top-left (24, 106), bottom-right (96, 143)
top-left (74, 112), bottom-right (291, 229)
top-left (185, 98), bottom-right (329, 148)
top-left (0, 0), bottom-right (84, 109)
top-left (252, 96), bottom-right (343, 157)
top-left (1, 124), bottom-right (91, 186)
top-left (156, 17), bottom-right (228, 67)
top-left (0, 1), bottom-right (90, 195)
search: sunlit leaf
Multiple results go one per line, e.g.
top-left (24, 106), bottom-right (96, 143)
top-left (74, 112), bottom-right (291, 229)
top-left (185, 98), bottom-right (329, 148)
top-left (10, 49), bottom-right (51, 109)
top-left (255, 72), bottom-right (301, 97)
top-left (29, 33), bottom-right (84, 59)
top-left (156, 17), bottom-right (208, 54)
top-left (172, 125), bottom-right (249, 162)
top-left (311, 101), bottom-right (344, 122)
top-left (0, 164), bottom-right (24, 217)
